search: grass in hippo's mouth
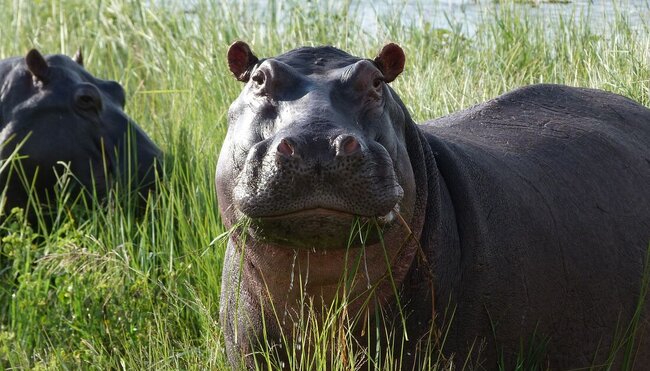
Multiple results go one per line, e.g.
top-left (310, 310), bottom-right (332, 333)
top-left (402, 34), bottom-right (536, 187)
top-left (249, 206), bottom-right (397, 223)
top-left (256, 207), bottom-right (359, 219)
top-left (0, 0), bottom-right (648, 370)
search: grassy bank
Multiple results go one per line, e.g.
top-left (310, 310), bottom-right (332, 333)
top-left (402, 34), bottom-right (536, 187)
top-left (0, 0), bottom-right (648, 369)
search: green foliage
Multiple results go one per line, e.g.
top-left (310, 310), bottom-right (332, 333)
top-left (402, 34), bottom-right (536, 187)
top-left (0, 0), bottom-right (648, 369)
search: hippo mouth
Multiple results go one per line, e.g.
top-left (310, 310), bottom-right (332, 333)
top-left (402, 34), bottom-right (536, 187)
top-left (244, 206), bottom-right (398, 249)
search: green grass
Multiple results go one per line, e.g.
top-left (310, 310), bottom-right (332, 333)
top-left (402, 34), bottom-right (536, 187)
top-left (0, 0), bottom-right (648, 369)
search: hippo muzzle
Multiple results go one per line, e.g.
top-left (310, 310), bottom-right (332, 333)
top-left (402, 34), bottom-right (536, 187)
top-left (232, 122), bottom-right (404, 247)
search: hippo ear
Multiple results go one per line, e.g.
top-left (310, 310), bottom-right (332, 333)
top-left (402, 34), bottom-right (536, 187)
top-left (227, 41), bottom-right (259, 82)
top-left (373, 43), bottom-right (405, 83)
top-left (26, 49), bottom-right (49, 82)
top-left (73, 48), bottom-right (84, 66)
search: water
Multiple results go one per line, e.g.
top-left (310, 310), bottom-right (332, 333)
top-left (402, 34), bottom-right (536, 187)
top-left (360, 0), bottom-right (650, 36)
top-left (214, 0), bottom-right (649, 37)
top-left (170, 0), bottom-right (649, 39)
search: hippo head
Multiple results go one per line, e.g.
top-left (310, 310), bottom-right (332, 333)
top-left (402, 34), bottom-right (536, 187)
top-left (0, 49), bottom-right (161, 218)
top-left (216, 42), bottom-right (418, 249)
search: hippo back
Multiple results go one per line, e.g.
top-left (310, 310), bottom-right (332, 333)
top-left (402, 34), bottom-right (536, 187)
top-left (421, 84), bottom-right (650, 367)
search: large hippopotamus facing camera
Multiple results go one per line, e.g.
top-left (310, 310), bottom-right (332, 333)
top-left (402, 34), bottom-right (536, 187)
top-left (0, 49), bottom-right (161, 220)
top-left (216, 41), bottom-right (650, 370)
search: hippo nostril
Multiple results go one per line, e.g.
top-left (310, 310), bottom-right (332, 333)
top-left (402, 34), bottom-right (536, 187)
top-left (277, 138), bottom-right (295, 157)
top-left (336, 135), bottom-right (361, 156)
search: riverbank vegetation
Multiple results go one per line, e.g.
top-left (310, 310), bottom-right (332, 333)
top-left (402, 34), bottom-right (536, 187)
top-left (1, 0), bottom-right (648, 369)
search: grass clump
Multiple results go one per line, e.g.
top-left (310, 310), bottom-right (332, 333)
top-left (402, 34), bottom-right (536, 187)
top-left (0, 0), bottom-right (648, 369)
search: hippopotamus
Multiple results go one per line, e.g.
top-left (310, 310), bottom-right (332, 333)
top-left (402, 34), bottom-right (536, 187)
top-left (0, 49), bottom-right (161, 220)
top-left (216, 41), bottom-right (650, 370)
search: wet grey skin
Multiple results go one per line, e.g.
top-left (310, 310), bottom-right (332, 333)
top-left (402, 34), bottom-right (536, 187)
top-left (216, 41), bottom-right (650, 370)
top-left (0, 49), bottom-right (162, 221)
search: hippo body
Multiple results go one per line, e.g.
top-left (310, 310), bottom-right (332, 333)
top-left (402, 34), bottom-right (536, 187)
top-left (0, 50), bottom-right (161, 219)
top-left (418, 84), bottom-right (650, 367)
top-left (216, 43), bottom-right (650, 370)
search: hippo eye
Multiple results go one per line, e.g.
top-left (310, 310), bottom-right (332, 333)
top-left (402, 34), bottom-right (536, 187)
top-left (74, 84), bottom-right (103, 113)
top-left (251, 71), bottom-right (265, 86)
top-left (373, 78), bottom-right (383, 89)
top-left (76, 93), bottom-right (100, 111)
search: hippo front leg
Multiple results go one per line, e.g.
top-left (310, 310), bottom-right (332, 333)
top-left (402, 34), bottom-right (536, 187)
top-left (220, 240), bottom-right (290, 370)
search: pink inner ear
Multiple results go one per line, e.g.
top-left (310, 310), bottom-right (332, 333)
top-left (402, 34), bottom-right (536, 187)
top-left (227, 41), bottom-right (257, 81)
top-left (228, 46), bottom-right (248, 77)
top-left (375, 43), bottom-right (405, 83)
